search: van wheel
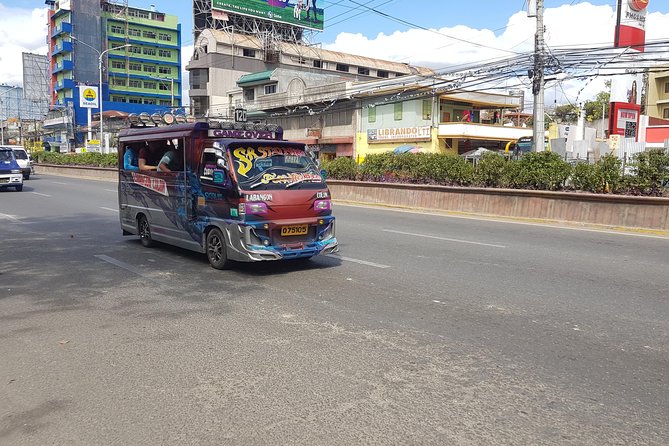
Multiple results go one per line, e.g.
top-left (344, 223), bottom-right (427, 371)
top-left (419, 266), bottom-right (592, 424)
top-left (138, 215), bottom-right (154, 247)
top-left (206, 228), bottom-right (231, 269)
top-left (15, 185), bottom-right (23, 192)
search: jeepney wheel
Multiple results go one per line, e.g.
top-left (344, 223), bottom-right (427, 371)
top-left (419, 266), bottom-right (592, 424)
top-left (138, 215), bottom-right (154, 248)
top-left (206, 227), bottom-right (231, 270)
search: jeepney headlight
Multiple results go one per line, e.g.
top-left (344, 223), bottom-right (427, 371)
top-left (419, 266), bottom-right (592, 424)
top-left (245, 202), bottom-right (268, 215)
top-left (314, 199), bottom-right (331, 211)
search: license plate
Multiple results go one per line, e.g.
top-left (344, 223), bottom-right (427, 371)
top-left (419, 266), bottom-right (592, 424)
top-left (281, 224), bottom-right (308, 236)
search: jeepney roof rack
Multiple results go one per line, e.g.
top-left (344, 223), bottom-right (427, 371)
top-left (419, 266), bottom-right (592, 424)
top-left (128, 112), bottom-right (195, 128)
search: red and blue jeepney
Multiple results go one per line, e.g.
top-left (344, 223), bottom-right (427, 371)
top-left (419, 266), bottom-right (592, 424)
top-left (117, 118), bottom-right (338, 269)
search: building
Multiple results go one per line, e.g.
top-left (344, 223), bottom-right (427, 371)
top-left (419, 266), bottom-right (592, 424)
top-left (44, 0), bottom-right (182, 151)
top-left (646, 69), bottom-right (669, 120)
top-left (187, 29), bottom-right (434, 119)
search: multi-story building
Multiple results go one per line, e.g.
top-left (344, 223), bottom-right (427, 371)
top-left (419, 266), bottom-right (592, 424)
top-left (44, 0), bottom-right (182, 150)
top-left (647, 69), bottom-right (669, 120)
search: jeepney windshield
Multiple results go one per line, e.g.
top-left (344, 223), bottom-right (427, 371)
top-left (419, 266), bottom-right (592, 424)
top-left (229, 144), bottom-right (323, 190)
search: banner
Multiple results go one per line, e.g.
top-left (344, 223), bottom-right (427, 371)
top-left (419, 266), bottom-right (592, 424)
top-left (212, 0), bottom-right (324, 31)
top-left (614, 0), bottom-right (649, 52)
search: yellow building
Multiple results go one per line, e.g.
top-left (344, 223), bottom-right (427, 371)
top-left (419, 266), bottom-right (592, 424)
top-left (646, 69), bottom-right (669, 120)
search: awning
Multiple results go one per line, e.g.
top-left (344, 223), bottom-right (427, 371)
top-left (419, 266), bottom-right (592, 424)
top-left (237, 70), bottom-right (275, 87)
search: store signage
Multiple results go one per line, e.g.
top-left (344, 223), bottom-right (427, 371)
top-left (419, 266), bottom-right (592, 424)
top-left (79, 86), bottom-right (99, 109)
top-left (368, 126), bottom-right (431, 142)
top-left (615, 0), bottom-right (649, 51)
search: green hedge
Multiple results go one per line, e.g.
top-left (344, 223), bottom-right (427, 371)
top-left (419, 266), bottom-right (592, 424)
top-left (34, 152), bottom-right (118, 168)
top-left (324, 150), bottom-right (669, 196)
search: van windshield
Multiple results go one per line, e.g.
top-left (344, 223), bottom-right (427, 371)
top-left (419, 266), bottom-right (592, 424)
top-left (229, 144), bottom-right (322, 190)
top-left (12, 149), bottom-right (27, 160)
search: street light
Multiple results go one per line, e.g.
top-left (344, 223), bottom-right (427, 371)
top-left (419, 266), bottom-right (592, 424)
top-left (0, 85), bottom-right (20, 145)
top-left (71, 36), bottom-right (131, 151)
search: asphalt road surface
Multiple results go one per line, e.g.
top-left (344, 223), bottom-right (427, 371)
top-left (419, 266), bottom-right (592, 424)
top-left (1, 174), bottom-right (668, 445)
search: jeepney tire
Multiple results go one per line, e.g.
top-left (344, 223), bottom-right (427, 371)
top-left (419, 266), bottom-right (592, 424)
top-left (206, 227), bottom-right (232, 270)
top-left (138, 215), bottom-right (154, 248)
top-left (15, 185), bottom-right (23, 192)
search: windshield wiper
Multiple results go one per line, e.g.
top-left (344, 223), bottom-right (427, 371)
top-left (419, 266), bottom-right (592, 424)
top-left (285, 177), bottom-right (321, 189)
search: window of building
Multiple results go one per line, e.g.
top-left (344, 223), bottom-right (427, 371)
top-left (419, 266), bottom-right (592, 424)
top-left (143, 47), bottom-right (157, 56)
top-left (158, 49), bottom-right (171, 58)
top-left (143, 30), bottom-right (157, 39)
top-left (128, 98), bottom-right (141, 104)
top-left (358, 67), bottom-right (369, 76)
top-left (128, 28), bottom-right (141, 37)
top-left (665, 82), bottom-right (669, 94)
top-left (129, 46), bottom-right (141, 54)
top-left (243, 48), bottom-right (256, 58)
top-left (368, 106), bottom-right (376, 123)
top-left (110, 25), bottom-right (124, 34)
top-left (264, 84), bottom-right (277, 95)
top-left (664, 108), bottom-right (669, 119)
top-left (244, 88), bottom-right (255, 101)
top-left (313, 60), bottom-right (322, 68)
top-left (144, 81), bottom-right (157, 89)
top-left (158, 67), bottom-right (171, 75)
top-left (158, 33), bottom-right (172, 42)
top-left (129, 80), bottom-right (142, 88)
top-left (144, 98), bottom-right (156, 105)
top-left (190, 68), bottom-right (209, 90)
top-left (112, 78), bottom-right (126, 87)
top-left (111, 96), bottom-right (126, 102)
top-left (129, 62), bottom-right (141, 71)
top-left (394, 102), bottom-right (403, 120)
top-left (143, 65), bottom-right (157, 73)
top-left (422, 100), bottom-right (431, 120)
top-left (159, 83), bottom-right (171, 91)
top-left (336, 63), bottom-right (349, 72)
top-left (159, 100), bottom-right (171, 106)
top-left (377, 70), bottom-right (389, 78)
top-left (111, 60), bottom-right (126, 70)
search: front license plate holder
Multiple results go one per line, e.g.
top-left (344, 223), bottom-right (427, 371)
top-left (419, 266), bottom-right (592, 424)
top-left (281, 224), bottom-right (308, 236)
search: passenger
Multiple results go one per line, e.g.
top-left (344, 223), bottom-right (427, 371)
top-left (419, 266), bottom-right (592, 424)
top-left (157, 143), bottom-right (183, 173)
top-left (138, 143), bottom-right (159, 171)
top-left (123, 146), bottom-right (139, 171)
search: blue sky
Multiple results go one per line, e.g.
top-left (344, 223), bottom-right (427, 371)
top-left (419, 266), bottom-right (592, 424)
top-left (1, 1), bottom-right (668, 104)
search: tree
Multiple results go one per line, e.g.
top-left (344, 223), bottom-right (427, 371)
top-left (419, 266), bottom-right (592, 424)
top-left (583, 90), bottom-right (610, 122)
top-left (553, 104), bottom-right (579, 123)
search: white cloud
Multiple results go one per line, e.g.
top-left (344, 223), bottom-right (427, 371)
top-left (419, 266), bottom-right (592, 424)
top-left (324, 2), bottom-right (669, 105)
top-left (0, 4), bottom-right (49, 86)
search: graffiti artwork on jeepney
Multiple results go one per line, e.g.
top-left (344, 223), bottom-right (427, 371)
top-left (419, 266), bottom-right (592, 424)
top-left (232, 146), bottom-right (309, 177)
top-left (251, 172), bottom-right (322, 187)
top-left (131, 172), bottom-right (168, 196)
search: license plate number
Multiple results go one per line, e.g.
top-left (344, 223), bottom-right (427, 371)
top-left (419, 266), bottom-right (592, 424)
top-left (281, 224), bottom-right (308, 236)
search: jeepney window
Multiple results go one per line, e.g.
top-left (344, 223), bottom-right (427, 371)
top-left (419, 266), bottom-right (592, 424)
top-left (229, 144), bottom-right (323, 191)
top-left (201, 146), bottom-right (230, 187)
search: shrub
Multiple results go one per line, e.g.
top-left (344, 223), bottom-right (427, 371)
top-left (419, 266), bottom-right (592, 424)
top-left (513, 151), bottom-right (571, 190)
top-left (626, 149), bottom-right (669, 196)
top-left (322, 156), bottom-right (357, 180)
top-left (570, 161), bottom-right (598, 192)
top-left (474, 152), bottom-right (507, 187)
top-left (359, 152), bottom-right (395, 181)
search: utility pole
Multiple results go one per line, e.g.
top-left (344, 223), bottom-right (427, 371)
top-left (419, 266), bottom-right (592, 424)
top-left (531, 0), bottom-right (545, 151)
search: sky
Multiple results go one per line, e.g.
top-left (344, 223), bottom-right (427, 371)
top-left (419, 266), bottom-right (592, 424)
top-left (1, 0), bottom-right (668, 107)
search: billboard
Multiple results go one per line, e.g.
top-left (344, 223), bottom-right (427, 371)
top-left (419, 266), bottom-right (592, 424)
top-left (614, 0), bottom-right (649, 52)
top-left (610, 73), bottom-right (642, 105)
top-left (79, 86), bottom-right (99, 109)
top-left (609, 102), bottom-right (641, 138)
top-left (212, 0), bottom-right (324, 31)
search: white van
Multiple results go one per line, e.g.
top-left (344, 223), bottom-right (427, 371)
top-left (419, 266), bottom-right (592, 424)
top-left (0, 145), bottom-right (31, 179)
top-left (0, 147), bottom-right (23, 191)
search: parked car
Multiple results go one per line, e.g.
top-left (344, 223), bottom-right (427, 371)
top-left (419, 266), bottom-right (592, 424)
top-left (0, 145), bottom-right (32, 179)
top-left (0, 147), bottom-right (24, 191)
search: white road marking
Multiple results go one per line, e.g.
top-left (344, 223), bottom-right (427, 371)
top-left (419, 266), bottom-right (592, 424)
top-left (329, 255), bottom-right (390, 269)
top-left (94, 254), bottom-right (160, 285)
top-left (383, 229), bottom-right (507, 248)
top-left (31, 192), bottom-right (51, 197)
top-left (100, 207), bottom-right (118, 212)
top-left (51, 181), bottom-right (68, 185)
top-left (0, 213), bottom-right (23, 223)
top-left (104, 189), bottom-right (117, 192)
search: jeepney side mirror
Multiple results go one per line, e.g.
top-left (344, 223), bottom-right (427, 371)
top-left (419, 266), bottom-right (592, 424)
top-left (320, 169), bottom-right (327, 180)
top-left (216, 157), bottom-right (228, 171)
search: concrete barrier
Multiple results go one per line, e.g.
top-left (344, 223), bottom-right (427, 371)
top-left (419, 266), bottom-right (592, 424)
top-left (328, 180), bottom-right (669, 231)
top-left (33, 165), bottom-right (669, 231)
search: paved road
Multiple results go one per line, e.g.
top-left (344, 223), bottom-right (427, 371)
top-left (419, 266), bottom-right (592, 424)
top-left (1, 175), bottom-right (668, 445)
